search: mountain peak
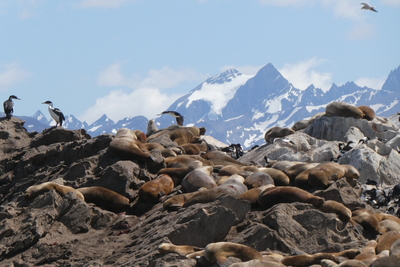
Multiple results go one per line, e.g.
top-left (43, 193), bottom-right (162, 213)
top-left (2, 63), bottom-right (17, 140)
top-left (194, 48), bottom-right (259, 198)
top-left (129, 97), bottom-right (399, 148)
top-left (205, 69), bottom-right (242, 84)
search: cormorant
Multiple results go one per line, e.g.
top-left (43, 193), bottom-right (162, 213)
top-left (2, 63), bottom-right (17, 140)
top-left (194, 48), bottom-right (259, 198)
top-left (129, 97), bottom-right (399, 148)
top-left (42, 101), bottom-right (65, 126)
top-left (158, 110), bottom-right (184, 126)
top-left (3, 95), bottom-right (20, 119)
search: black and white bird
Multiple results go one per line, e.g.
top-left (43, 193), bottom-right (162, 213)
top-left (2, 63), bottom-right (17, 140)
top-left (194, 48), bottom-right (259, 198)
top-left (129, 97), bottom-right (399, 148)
top-left (42, 101), bottom-right (65, 126)
top-left (158, 110), bottom-right (184, 126)
top-left (361, 3), bottom-right (378, 12)
top-left (3, 95), bottom-right (21, 119)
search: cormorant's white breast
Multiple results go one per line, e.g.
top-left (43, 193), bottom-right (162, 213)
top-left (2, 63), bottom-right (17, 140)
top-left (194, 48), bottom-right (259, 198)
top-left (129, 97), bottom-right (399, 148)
top-left (42, 101), bottom-right (66, 127)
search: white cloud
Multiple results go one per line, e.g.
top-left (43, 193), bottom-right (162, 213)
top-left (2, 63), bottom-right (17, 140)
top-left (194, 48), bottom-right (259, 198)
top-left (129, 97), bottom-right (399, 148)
top-left (76, 0), bottom-right (139, 8)
top-left (81, 64), bottom-right (208, 124)
top-left (279, 58), bottom-right (333, 92)
top-left (355, 77), bottom-right (386, 89)
top-left (79, 88), bottom-right (181, 124)
top-left (0, 63), bottom-right (31, 92)
top-left (97, 62), bottom-right (207, 89)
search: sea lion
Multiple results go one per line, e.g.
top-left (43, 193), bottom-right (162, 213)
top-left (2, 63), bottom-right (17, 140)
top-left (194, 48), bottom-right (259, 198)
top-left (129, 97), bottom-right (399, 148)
top-left (351, 208), bottom-right (380, 235)
top-left (180, 143), bottom-right (201, 155)
top-left (292, 119), bottom-right (310, 131)
top-left (380, 219), bottom-right (400, 234)
top-left (158, 242), bottom-right (203, 256)
top-left (369, 256), bottom-right (399, 267)
top-left (325, 101), bottom-right (364, 119)
top-left (138, 174), bottom-right (174, 203)
top-left (376, 230), bottom-right (400, 254)
top-left (169, 128), bottom-right (195, 145)
top-left (244, 172), bottom-right (274, 189)
top-left (257, 167), bottom-right (291, 186)
top-left (358, 105), bottom-right (375, 121)
top-left (165, 155), bottom-right (213, 168)
top-left (186, 242), bottom-right (263, 265)
top-left (355, 240), bottom-right (378, 263)
top-left (281, 252), bottom-right (339, 266)
top-left (239, 184), bottom-right (275, 207)
top-left (183, 175), bottom-right (247, 207)
top-left (201, 151), bottom-right (246, 166)
top-left (230, 260), bottom-right (285, 267)
top-left (264, 126), bottom-right (295, 143)
top-left (319, 200), bottom-right (352, 221)
top-left (158, 160), bottom-right (203, 186)
top-left (375, 213), bottom-right (400, 225)
top-left (389, 238), bottom-right (400, 257)
top-left (108, 128), bottom-right (150, 161)
top-left (132, 129), bottom-right (147, 143)
top-left (307, 163), bottom-right (360, 188)
top-left (270, 161), bottom-right (302, 171)
top-left (162, 188), bottom-right (207, 211)
top-left (146, 119), bottom-right (158, 137)
top-left (77, 186), bottom-right (129, 210)
top-left (181, 166), bottom-right (216, 193)
top-left (258, 186), bottom-right (324, 210)
top-left (25, 182), bottom-right (85, 200)
top-left (218, 165), bottom-right (244, 176)
top-left (283, 162), bottom-right (320, 182)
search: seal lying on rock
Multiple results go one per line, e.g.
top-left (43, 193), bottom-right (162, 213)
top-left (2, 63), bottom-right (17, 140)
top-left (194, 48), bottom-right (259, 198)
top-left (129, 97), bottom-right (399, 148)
top-left (25, 182), bottom-right (85, 201)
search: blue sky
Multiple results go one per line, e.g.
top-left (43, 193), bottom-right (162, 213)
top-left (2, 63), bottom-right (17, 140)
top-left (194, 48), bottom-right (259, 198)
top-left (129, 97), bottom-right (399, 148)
top-left (0, 0), bottom-right (399, 124)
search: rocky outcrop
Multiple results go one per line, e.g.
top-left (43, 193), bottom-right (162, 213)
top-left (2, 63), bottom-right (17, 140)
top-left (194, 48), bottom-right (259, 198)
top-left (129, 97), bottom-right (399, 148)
top-left (1, 114), bottom-right (400, 266)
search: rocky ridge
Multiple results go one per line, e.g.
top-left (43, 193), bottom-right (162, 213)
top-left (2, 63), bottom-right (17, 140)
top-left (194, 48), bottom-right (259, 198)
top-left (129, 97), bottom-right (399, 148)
top-left (0, 110), bottom-right (400, 266)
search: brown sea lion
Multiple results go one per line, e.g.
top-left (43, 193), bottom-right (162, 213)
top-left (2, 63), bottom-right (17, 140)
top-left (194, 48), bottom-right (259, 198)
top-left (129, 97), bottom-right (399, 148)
top-left (376, 230), bottom-right (400, 254)
top-left (380, 219), bottom-right (400, 234)
top-left (138, 174), bottom-right (174, 203)
top-left (77, 186), bottom-right (130, 210)
top-left (258, 186), bottom-right (324, 210)
top-left (281, 252), bottom-right (339, 266)
top-left (358, 105), bottom-right (375, 121)
top-left (201, 151), bottom-right (246, 166)
top-left (169, 128), bottom-right (195, 145)
top-left (186, 242), bottom-right (263, 265)
top-left (307, 163), bottom-right (360, 188)
top-left (163, 188), bottom-right (207, 211)
top-left (355, 240), bottom-right (378, 263)
top-left (239, 184), bottom-right (275, 207)
top-left (283, 162), bottom-right (320, 182)
top-left (257, 167), bottom-right (291, 186)
top-left (108, 128), bottom-right (150, 161)
top-left (270, 161), bottom-right (303, 171)
top-left (351, 208), bottom-right (380, 235)
top-left (25, 182), bottom-right (85, 200)
top-left (158, 160), bottom-right (203, 186)
top-left (375, 213), bottom-right (400, 225)
top-left (180, 143), bottom-right (201, 155)
top-left (218, 165), bottom-right (244, 176)
top-left (390, 238), bottom-right (400, 257)
top-left (158, 242), bottom-right (203, 256)
top-left (181, 166), bottom-right (216, 193)
top-left (325, 101), bottom-right (363, 119)
top-left (165, 155), bottom-right (213, 168)
top-left (264, 126), bottom-right (295, 143)
top-left (244, 172), bottom-right (274, 189)
top-left (319, 200), bottom-right (352, 221)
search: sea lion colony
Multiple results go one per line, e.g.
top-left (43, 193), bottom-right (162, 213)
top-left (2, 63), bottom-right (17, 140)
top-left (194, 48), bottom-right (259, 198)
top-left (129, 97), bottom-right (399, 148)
top-left (3, 101), bottom-right (400, 266)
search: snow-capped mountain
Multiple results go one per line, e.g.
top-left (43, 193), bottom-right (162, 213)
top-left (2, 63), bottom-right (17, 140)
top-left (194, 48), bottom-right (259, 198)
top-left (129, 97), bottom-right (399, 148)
top-left (10, 63), bottom-right (400, 149)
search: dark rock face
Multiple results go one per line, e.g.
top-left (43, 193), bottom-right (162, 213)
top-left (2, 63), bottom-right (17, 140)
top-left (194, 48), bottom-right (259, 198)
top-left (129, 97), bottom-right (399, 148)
top-left (1, 116), bottom-right (400, 266)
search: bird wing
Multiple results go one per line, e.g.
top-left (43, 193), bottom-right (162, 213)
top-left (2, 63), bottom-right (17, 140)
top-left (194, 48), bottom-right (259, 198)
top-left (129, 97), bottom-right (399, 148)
top-left (53, 108), bottom-right (66, 121)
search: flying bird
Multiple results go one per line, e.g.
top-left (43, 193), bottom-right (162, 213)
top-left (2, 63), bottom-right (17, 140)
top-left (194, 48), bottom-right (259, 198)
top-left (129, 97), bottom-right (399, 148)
top-left (361, 3), bottom-right (378, 12)
top-left (158, 110), bottom-right (184, 126)
top-left (3, 95), bottom-right (21, 119)
top-left (42, 101), bottom-right (66, 126)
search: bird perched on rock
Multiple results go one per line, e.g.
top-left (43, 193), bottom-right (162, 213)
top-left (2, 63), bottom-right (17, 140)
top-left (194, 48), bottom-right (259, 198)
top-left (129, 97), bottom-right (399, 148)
top-left (361, 3), bottom-right (378, 12)
top-left (158, 110), bottom-right (184, 126)
top-left (339, 141), bottom-right (354, 153)
top-left (42, 101), bottom-right (65, 126)
top-left (3, 95), bottom-right (21, 119)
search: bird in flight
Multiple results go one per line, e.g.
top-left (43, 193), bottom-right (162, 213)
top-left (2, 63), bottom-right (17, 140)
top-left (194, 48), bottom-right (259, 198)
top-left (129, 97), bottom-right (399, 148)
top-left (361, 3), bottom-right (378, 12)
top-left (158, 110), bottom-right (184, 126)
